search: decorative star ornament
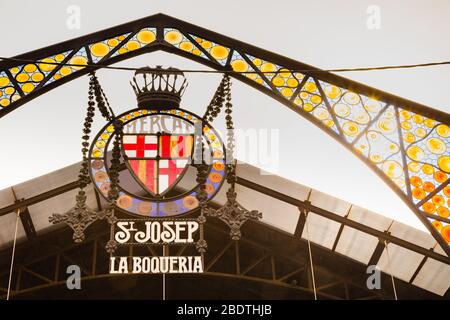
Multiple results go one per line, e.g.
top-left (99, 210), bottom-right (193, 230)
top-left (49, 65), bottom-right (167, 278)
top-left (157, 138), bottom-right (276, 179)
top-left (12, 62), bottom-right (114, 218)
top-left (205, 187), bottom-right (262, 240)
top-left (49, 190), bottom-right (113, 243)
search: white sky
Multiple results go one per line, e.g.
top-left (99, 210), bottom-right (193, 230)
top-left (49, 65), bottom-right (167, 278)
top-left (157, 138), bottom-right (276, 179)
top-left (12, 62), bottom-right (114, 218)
top-left (1, 0), bottom-right (450, 231)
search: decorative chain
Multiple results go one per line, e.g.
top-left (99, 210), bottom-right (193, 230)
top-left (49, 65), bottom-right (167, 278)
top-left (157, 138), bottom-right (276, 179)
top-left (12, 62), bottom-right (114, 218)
top-left (90, 73), bottom-right (114, 121)
top-left (78, 75), bottom-right (96, 189)
top-left (203, 75), bottom-right (227, 122)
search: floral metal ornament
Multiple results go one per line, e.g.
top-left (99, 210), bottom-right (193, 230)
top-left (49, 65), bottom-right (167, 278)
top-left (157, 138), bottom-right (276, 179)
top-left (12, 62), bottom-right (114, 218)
top-left (49, 191), bottom-right (113, 243)
top-left (205, 186), bottom-right (262, 241)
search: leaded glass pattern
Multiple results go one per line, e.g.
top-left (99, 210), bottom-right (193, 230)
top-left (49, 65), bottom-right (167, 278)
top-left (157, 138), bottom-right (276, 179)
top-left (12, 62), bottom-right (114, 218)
top-left (0, 16), bottom-right (448, 251)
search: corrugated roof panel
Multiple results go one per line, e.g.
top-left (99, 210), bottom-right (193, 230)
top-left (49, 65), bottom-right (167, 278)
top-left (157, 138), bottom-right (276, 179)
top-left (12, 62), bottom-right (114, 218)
top-left (0, 187), bottom-right (14, 209)
top-left (348, 205), bottom-right (393, 231)
top-left (0, 212), bottom-right (26, 248)
top-left (335, 226), bottom-right (379, 264)
top-left (12, 163), bottom-right (79, 199)
top-left (28, 184), bottom-right (97, 233)
top-left (236, 184), bottom-right (299, 234)
top-left (301, 212), bottom-right (341, 249)
top-left (237, 163), bottom-right (310, 201)
top-left (412, 258), bottom-right (450, 296)
top-left (309, 189), bottom-right (351, 217)
top-left (388, 221), bottom-right (436, 249)
top-left (377, 243), bottom-right (424, 282)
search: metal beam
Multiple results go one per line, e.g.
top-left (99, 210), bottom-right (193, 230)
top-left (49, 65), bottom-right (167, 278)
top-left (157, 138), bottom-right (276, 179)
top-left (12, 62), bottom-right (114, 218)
top-left (236, 176), bottom-right (450, 264)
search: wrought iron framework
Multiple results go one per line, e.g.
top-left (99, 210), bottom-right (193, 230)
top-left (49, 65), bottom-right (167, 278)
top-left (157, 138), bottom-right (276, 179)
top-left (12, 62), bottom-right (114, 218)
top-left (0, 209), bottom-right (445, 300)
top-left (0, 13), bottom-right (449, 254)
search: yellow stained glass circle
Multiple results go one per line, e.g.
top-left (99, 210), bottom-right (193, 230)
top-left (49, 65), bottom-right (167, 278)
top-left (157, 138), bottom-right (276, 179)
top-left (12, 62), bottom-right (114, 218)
top-left (31, 73), bottom-right (44, 82)
top-left (324, 85), bottom-right (341, 99)
top-left (39, 58), bottom-right (56, 72)
top-left (408, 162), bottom-right (420, 173)
top-left (165, 30), bottom-right (182, 45)
top-left (400, 110), bottom-right (411, 120)
top-left (437, 156), bottom-right (450, 173)
top-left (0, 77), bottom-right (10, 87)
top-left (60, 67), bottom-right (72, 76)
top-left (413, 114), bottom-right (423, 124)
top-left (426, 138), bottom-right (446, 154)
top-left (415, 128), bottom-right (426, 138)
top-left (436, 124), bottom-right (450, 138)
top-left (107, 38), bottom-right (119, 47)
top-left (286, 78), bottom-right (299, 88)
top-left (95, 140), bottom-right (106, 149)
top-left (252, 58), bottom-right (262, 66)
top-left (278, 68), bottom-right (290, 78)
top-left (367, 131), bottom-right (379, 141)
top-left (0, 99), bottom-right (10, 107)
top-left (200, 41), bottom-right (212, 49)
top-left (421, 164), bottom-right (435, 175)
top-left (370, 154), bottom-right (383, 163)
top-left (382, 160), bottom-right (403, 179)
top-left (333, 103), bottom-right (350, 117)
top-left (343, 92), bottom-right (360, 105)
top-left (231, 59), bottom-right (248, 72)
top-left (401, 121), bottom-right (412, 131)
top-left (16, 73), bottom-right (29, 82)
top-left (355, 113), bottom-right (370, 125)
top-left (364, 100), bottom-right (382, 113)
top-left (24, 64), bottom-right (37, 73)
top-left (91, 42), bottom-right (109, 57)
top-left (180, 41), bottom-right (193, 51)
top-left (5, 87), bottom-right (14, 95)
top-left (126, 40), bottom-right (140, 51)
top-left (69, 56), bottom-right (88, 70)
top-left (260, 62), bottom-right (276, 73)
top-left (21, 83), bottom-right (35, 93)
top-left (424, 119), bottom-right (435, 128)
top-left (406, 145), bottom-right (425, 162)
top-left (310, 95), bottom-right (322, 104)
top-left (303, 103), bottom-right (314, 112)
top-left (137, 30), bottom-right (156, 44)
top-left (377, 117), bottom-right (395, 133)
top-left (281, 88), bottom-right (293, 97)
top-left (313, 107), bottom-right (329, 121)
top-left (272, 77), bottom-right (284, 87)
top-left (210, 45), bottom-right (229, 60)
top-left (342, 121), bottom-right (359, 137)
top-left (403, 132), bottom-right (415, 144)
top-left (304, 82), bottom-right (316, 92)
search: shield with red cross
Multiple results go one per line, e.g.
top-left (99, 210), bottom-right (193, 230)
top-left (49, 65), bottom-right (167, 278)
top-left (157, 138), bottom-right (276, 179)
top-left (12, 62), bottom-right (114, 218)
top-left (122, 133), bottom-right (194, 196)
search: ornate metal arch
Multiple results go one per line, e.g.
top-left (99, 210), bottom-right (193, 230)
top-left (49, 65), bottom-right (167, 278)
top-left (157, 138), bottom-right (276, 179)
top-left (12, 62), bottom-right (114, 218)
top-left (0, 13), bottom-right (449, 254)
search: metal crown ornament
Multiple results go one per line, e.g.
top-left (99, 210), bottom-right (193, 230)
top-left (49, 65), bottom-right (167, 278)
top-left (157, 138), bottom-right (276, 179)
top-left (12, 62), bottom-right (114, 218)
top-left (130, 66), bottom-right (188, 109)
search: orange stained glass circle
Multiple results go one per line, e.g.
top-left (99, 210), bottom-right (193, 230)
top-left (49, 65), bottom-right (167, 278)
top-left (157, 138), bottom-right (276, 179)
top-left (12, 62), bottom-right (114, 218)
top-left (422, 202), bottom-right (436, 214)
top-left (117, 194), bottom-right (133, 209)
top-left (412, 187), bottom-right (426, 200)
top-left (437, 206), bottom-right (450, 218)
top-left (423, 182), bottom-right (435, 193)
top-left (432, 220), bottom-right (443, 231)
top-left (442, 226), bottom-right (450, 243)
top-left (409, 176), bottom-right (422, 187)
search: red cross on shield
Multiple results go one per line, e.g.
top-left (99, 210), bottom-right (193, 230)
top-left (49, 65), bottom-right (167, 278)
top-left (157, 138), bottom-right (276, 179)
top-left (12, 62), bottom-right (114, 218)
top-left (122, 133), bottom-right (194, 196)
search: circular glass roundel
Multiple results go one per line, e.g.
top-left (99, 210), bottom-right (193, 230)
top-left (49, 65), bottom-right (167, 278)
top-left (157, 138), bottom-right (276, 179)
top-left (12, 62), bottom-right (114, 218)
top-left (88, 108), bottom-right (227, 217)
